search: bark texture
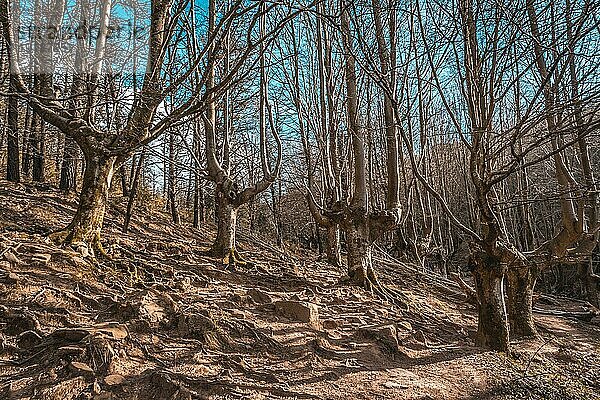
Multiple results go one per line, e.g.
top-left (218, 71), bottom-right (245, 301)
top-left (60, 137), bottom-right (78, 192)
top-left (6, 74), bottom-right (20, 182)
top-left (326, 225), bottom-right (342, 268)
top-left (506, 266), bottom-right (538, 338)
top-left (211, 184), bottom-right (238, 259)
top-left (345, 214), bottom-right (373, 287)
top-left (59, 154), bottom-right (116, 255)
top-left (472, 254), bottom-right (509, 351)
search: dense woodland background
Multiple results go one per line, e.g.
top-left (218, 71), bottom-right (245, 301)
top-left (0, 0), bottom-right (599, 363)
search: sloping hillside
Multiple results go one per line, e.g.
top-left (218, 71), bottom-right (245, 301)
top-left (1, 181), bottom-right (599, 400)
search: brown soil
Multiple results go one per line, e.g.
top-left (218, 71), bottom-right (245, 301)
top-left (1, 181), bottom-right (599, 400)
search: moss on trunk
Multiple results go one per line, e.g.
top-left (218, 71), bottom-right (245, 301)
top-left (52, 154), bottom-right (115, 256)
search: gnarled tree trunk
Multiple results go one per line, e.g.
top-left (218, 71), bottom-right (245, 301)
top-left (345, 217), bottom-right (374, 287)
top-left (59, 153), bottom-right (116, 254)
top-left (472, 253), bottom-right (509, 351)
top-left (506, 266), bottom-right (538, 338)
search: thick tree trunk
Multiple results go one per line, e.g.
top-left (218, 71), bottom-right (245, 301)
top-left (346, 220), bottom-right (376, 288)
top-left (506, 266), bottom-right (538, 338)
top-left (211, 188), bottom-right (238, 259)
top-left (472, 255), bottom-right (509, 351)
top-left (60, 136), bottom-right (78, 192)
top-left (326, 225), bottom-right (342, 268)
top-left (59, 154), bottom-right (116, 254)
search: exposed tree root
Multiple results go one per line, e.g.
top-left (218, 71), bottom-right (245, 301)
top-left (221, 247), bottom-right (254, 269)
top-left (360, 268), bottom-right (410, 311)
top-left (48, 229), bottom-right (110, 260)
top-left (47, 230), bottom-right (69, 246)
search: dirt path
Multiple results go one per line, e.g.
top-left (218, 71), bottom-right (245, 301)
top-left (1, 182), bottom-right (599, 399)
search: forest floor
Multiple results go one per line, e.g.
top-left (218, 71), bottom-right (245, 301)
top-left (1, 181), bottom-right (600, 400)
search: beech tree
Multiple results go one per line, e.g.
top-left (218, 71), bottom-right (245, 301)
top-left (201, 0), bottom-right (318, 263)
top-left (5, 45), bottom-right (19, 182)
top-left (287, 3), bottom-right (343, 268)
top-left (509, 0), bottom-right (600, 332)
top-left (0, 0), bottom-right (302, 255)
top-left (313, 1), bottom-right (403, 291)
top-left (1, 0), bottom-right (598, 356)
top-left (401, 0), bottom-right (600, 350)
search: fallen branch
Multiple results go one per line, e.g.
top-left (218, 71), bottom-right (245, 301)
top-left (533, 307), bottom-right (598, 322)
top-left (0, 243), bottom-right (21, 257)
top-left (450, 272), bottom-right (478, 306)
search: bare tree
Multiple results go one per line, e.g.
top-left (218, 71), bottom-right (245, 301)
top-left (317, 1), bottom-right (402, 292)
top-left (1, 0), bottom-right (300, 256)
top-left (204, 0), bottom-right (282, 264)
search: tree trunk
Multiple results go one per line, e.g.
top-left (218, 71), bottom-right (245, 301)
top-left (6, 73), bottom-right (20, 182)
top-left (193, 173), bottom-right (202, 228)
top-left (346, 219), bottom-right (376, 288)
top-left (579, 262), bottom-right (599, 308)
top-left (199, 186), bottom-right (205, 223)
top-left (123, 149), bottom-right (144, 233)
top-left (31, 113), bottom-right (45, 182)
top-left (211, 188), bottom-right (238, 258)
top-left (168, 128), bottom-right (180, 224)
top-left (506, 266), bottom-right (538, 338)
top-left (169, 189), bottom-right (180, 225)
top-left (120, 163), bottom-right (130, 196)
top-left (326, 225), bottom-right (342, 268)
top-left (317, 227), bottom-right (324, 254)
top-left (22, 95), bottom-right (34, 177)
top-left (193, 182), bottom-right (200, 228)
top-left (472, 255), bottom-right (509, 351)
top-left (60, 136), bottom-right (78, 192)
top-left (59, 153), bottom-right (116, 254)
